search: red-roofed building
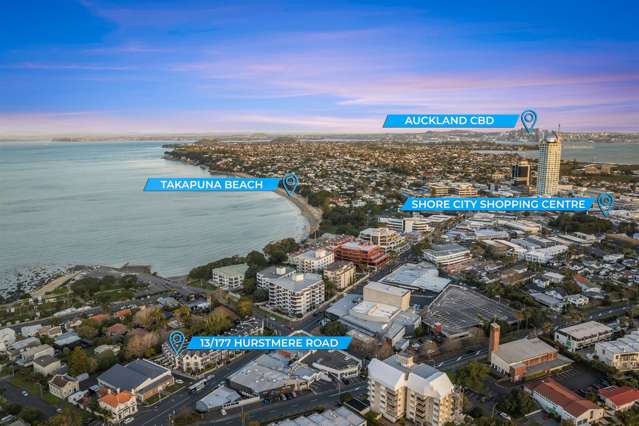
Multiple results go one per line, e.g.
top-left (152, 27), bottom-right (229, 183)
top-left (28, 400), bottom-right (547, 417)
top-left (98, 390), bottom-right (138, 423)
top-left (334, 241), bottom-right (389, 270)
top-left (599, 385), bottom-right (639, 412)
top-left (89, 313), bottom-right (110, 323)
top-left (525, 378), bottom-right (604, 425)
top-left (106, 323), bottom-right (128, 338)
top-left (114, 309), bottom-right (132, 320)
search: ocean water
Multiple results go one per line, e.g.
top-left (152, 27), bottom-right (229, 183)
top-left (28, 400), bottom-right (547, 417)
top-left (0, 141), bottom-right (308, 285)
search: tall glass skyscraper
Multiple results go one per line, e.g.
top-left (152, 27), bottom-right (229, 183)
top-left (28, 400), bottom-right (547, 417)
top-left (536, 132), bottom-right (562, 196)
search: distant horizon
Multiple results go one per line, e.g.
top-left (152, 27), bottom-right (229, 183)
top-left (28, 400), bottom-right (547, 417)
top-left (2, 1), bottom-right (638, 133)
top-left (0, 129), bottom-right (639, 142)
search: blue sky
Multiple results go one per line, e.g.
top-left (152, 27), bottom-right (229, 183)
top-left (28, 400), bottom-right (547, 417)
top-left (1, 0), bottom-right (638, 134)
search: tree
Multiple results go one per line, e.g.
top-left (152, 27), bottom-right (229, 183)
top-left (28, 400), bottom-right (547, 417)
top-left (246, 250), bottom-right (267, 268)
top-left (496, 389), bottom-right (537, 418)
top-left (77, 324), bottom-right (98, 339)
top-left (173, 305), bottom-right (191, 324)
top-left (97, 349), bottom-right (118, 371)
top-left (45, 406), bottom-right (83, 426)
top-left (20, 407), bottom-right (45, 424)
top-left (237, 297), bottom-right (253, 318)
top-left (207, 311), bottom-right (232, 335)
top-left (133, 307), bottom-right (165, 331)
top-left (321, 320), bottom-right (347, 336)
top-left (450, 361), bottom-right (490, 393)
top-left (69, 347), bottom-right (94, 376)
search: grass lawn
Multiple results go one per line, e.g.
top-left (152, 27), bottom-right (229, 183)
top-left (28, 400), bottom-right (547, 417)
top-left (142, 383), bottom-right (185, 406)
top-left (9, 374), bottom-right (61, 406)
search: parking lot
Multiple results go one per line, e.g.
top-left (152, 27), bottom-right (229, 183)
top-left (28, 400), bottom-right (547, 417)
top-left (552, 365), bottom-right (606, 397)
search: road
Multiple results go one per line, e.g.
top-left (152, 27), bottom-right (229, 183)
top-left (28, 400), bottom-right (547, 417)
top-left (0, 378), bottom-right (58, 418)
top-left (209, 381), bottom-right (368, 425)
top-left (132, 351), bottom-right (263, 426)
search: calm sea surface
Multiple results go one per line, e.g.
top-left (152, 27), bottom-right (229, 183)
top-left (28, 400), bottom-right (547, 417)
top-left (0, 141), bottom-right (308, 284)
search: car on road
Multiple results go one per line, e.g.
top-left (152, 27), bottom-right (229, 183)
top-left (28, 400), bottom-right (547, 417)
top-left (175, 379), bottom-right (184, 384)
top-left (56, 408), bottom-right (63, 413)
top-left (21, 391), bottom-right (28, 397)
top-left (123, 417), bottom-right (134, 424)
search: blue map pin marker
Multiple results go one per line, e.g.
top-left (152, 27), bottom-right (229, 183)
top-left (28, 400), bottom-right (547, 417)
top-left (168, 330), bottom-right (186, 355)
top-left (597, 193), bottom-right (614, 217)
top-left (282, 172), bottom-right (299, 197)
top-left (520, 109), bottom-right (537, 134)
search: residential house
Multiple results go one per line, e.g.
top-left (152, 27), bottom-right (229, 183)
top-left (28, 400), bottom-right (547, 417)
top-left (599, 386), bottom-right (639, 412)
top-left (49, 374), bottom-right (80, 399)
top-left (33, 354), bottom-right (62, 376)
top-left (99, 391), bottom-right (138, 423)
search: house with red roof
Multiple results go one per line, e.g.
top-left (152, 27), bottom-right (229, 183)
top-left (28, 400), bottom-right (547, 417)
top-left (599, 385), bottom-right (639, 412)
top-left (98, 390), bottom-right (138, 423)
top-left (106, 323), bottom-right (128, 338)
top-left (525, 378), bottom-right (604, 425)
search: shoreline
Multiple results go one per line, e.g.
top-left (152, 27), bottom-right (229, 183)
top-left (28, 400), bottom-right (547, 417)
top-left (204, 167), bottom-right (322, 234)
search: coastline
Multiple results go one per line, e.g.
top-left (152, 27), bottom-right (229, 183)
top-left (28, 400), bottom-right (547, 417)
top-left (193, 164), bottom-right (323, 235)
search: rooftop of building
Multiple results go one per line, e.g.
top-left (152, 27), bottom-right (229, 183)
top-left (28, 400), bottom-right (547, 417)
top-left (338, 241), bottom-right (379, 252)
top-left (359, 227), bottom-right (399, 237)
top-left (211, 263), bottom-right (249, 276)
top-left (258, 265), bottom-right (295, 279)
top-left (272, 272), bottom-right (323, 292)
top-left (99, 391), bottom-right (134, 408)
top-left (526, 378), bottom-right (598, 418)
top-left (324, 260), bottom-right (355, 272)
top-left (599, 385), bottom-right (639, 407)
top-left (425, 243), bottom-right (470, 256)
top-left (270, 406), bottom-right (365, 426)
top-left (33, 354), bottom-right (59, 367)
top-left (380, 262), bottom-right (450, 292)
top-left (306, 350), bottom-right (361, 371)
top-left (596, 330), bottom-right (639, 354)
top-left (423, 285), bottom-right (519, 337)
top-left (557, 321), bottom-right (613, 339)
top-left (365, 281), bottom-right (409, 297)
top-left (493, 337), bottom-right (557, 365)
top-left (293, 248), bottom-right (332, 259)
top-left (197, 385), bottom-right (241, 410)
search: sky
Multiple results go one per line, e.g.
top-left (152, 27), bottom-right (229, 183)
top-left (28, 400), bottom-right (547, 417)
top-left (1, 0), bottom-right (638, 135)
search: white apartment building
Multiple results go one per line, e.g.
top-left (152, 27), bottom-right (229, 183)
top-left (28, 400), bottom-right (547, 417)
top-left (359, 227), bottom-right (408, 253)
top-left (378, 216), bottom-right (434, 234)
top-left (537, 132), bottom-right (562, 196)
top-left (368, 353), bottom-right (461, 425)
top-left (554, 321), bottom-right (614, 352)
top-left (524, 244), bottom-right (568, 263)
top-left (596, 330), bottom-right (639, 371)
top-left (256, 265), bottom-right (295, 290)
top-left (268, 272), bottom-right (325, 318)
top-left (423, 244), bottom-right (471, 268)
top-left (209, 264), bottom-right (249, 291)
top-left (289, 249), bottom-right (335, 273)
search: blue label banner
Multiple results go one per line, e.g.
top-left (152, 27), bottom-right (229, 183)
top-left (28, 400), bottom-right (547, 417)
top-left (383, 114), bottom-right (519, 128)
top-left (144, 177), bottom-right (281, 192)
top-left (402, 197), bottom-right (594, 212)
top-left (186, 335), bottom-right (352, 351)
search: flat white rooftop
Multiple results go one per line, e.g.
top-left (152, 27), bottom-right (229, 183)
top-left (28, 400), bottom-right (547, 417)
top-left (365, 281), bottom-right (410, 297)
top-left (558, 321), bottom-right (613, 340)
